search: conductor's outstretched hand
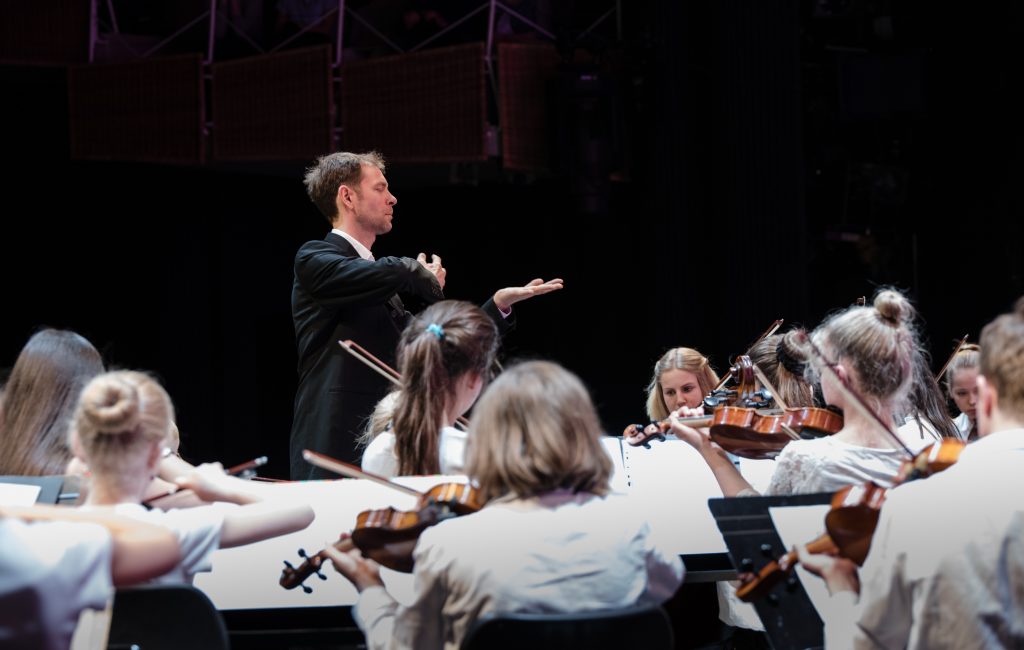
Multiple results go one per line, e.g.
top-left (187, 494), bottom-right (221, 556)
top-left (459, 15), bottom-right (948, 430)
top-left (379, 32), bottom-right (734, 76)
top-left (493, 278), bottom-right (564, 312)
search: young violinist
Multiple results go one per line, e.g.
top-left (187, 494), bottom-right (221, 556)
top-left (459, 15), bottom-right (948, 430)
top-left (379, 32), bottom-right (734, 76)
top-left (945, 342), bottom-right (981, 440)
top-left (0, 503), bottom-right (180, 650)
top-left (668, 290), bottom-right (930, 638)
top-left (72, 370), bottom-right (314, 584)
top-left (325, 360), bottom-right (685, 650)
top-left (748, 333), bottom-right (816, 409)
top-left (798, 298), bottom-right (1024, 649)
top-left (623, 346), bottom-right (719, 443)
top-left (360, 300), bottom-right (499, 477)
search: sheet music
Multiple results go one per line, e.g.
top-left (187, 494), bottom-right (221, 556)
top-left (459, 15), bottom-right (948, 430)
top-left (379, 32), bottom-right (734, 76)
top-left (194, 476), bottom-right (463, 609)
top-left (600, 435), bottom-right (628, 493)
top-left (0, 482), bottom-right (42, 505)
top-left (195, 443), bottom-right (730, 610)
top-left (621, 438), bottom-right (728, 555)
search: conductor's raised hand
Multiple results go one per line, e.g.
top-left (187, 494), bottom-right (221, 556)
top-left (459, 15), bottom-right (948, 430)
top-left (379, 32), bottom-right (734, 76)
top-left (416, 253), bottom-right (446, 289)
top-left (493, 278), bottom-right (564, 312)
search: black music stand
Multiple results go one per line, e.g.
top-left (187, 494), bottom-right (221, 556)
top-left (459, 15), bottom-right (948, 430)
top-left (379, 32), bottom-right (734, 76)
top-left (708, 492), bottom-right (833, 650)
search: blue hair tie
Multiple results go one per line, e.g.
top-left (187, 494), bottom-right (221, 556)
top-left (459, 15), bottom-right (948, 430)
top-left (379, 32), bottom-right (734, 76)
top-left (426, 323), bottom-right (445, 340)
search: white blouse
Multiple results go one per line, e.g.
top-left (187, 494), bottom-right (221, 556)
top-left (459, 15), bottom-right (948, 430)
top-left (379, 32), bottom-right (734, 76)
top-left (353, 490), bottom-right (685, 650)
top-left (361, 426), bottom-right (466, 477)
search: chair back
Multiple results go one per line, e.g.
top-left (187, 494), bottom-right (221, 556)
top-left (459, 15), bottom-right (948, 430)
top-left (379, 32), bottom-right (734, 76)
top-left (460, 604), bottom-right (673, 650)
top-left (107, 583), bottom-right (229, 650)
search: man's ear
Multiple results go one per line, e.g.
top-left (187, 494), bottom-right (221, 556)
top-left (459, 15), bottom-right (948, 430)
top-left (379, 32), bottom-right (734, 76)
top-left (976, 374), bottom-right (997, 436)
top-left (338, 183), bottom-right (356, 209)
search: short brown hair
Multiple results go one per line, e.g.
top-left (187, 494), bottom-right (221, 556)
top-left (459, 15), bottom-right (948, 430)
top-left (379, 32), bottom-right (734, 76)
top-left (979, 297), bottom-right (1024, 419)
top-left (466, 361), bottom-right (611, 503)
top-left (303, 151), bottom-right (385, 223)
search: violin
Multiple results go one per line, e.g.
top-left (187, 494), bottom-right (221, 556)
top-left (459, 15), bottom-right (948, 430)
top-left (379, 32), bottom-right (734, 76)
top-left (706, 405), bottom-right (844, 460)
top-left (734, 333), bottom-right (967, 601)
top-left (279, 451), bottom-right (481, 592)
top-left (736, 439), bottom-right (965, 602)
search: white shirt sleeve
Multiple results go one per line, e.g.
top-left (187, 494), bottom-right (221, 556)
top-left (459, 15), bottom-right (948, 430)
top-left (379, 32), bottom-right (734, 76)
top-left (353, 535), bottom-right (449, 650)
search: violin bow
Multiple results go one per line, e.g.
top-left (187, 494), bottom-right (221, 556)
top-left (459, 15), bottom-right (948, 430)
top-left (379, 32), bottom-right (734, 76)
top-left (750, 365), bottom-right (789, 410)
top-left (338, 339), bottom-right (471, 430)
top-left (302, 449), bottom-right (423, 498)
top-left (799, 332), bottom-right (915, 459)
top-left (935, 334), bottom-right (969, 382)
top-left (339, 339), bottom-right (401, 385)
top-left (712, 319), bottom-right (784, 391)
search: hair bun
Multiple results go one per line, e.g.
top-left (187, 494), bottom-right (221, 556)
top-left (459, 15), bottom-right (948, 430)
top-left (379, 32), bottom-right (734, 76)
top-left (873, 289), bottom-right (912, 326)
top-left (777, 330), bottom-right (809, 375)
top-left (81, 376), bottom-right (140, 434)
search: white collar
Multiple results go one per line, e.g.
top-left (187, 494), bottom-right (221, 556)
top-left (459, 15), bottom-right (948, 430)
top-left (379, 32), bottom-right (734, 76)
top-left (331, 228), bottom-right (374, 261)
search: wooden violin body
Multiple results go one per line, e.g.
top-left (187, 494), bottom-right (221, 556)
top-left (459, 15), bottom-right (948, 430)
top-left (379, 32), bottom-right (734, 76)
top-left (708, 405), bottom-right (844, 460)
top-left (280, 481), bottom-right (482, 591)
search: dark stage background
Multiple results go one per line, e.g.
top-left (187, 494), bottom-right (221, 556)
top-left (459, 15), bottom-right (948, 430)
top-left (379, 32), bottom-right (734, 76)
top-left (1, 0), bottom-right (1021, 478)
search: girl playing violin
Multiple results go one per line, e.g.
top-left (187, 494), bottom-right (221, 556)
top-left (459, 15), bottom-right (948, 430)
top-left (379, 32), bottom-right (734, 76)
top-left (623, 346), bottom-right (719, 441)
top-left (797, 299), bottom-right (1024, 649)
top-left (946, 342), bottom-right (981, 440)
top-left (669, 289), bottom-right (931, 638)
top-left (360, 300), bottom-right (498, 477)
top-left (72, 370), bottom-right (314, 584)
top-left (326, 361), bottom-right (684, 650)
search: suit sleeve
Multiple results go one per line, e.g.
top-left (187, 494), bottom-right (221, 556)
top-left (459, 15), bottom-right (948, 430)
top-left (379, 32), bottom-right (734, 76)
top-left (295, 243), bottom-right (443, 310)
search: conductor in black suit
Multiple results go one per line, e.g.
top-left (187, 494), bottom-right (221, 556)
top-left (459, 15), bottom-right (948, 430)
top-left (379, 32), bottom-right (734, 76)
top-left (290, 151), bottom-right (562, 479)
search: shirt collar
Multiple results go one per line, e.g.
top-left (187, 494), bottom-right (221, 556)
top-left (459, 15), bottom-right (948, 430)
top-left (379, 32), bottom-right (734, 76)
top-left (959, 427), bottom-right (1024, 462)
top-left (331, 228), bottom-right (374, 261)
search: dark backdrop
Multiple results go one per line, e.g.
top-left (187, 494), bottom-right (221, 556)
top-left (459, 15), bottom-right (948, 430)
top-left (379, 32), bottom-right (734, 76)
top-left (1, 0), bottom-right (1021, 477)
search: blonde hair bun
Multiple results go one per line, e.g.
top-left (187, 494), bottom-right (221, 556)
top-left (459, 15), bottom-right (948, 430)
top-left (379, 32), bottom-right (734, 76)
top-left (873, 289), bottom-right (913, 326)
top-left (80, 376), bottom-right (140, 435)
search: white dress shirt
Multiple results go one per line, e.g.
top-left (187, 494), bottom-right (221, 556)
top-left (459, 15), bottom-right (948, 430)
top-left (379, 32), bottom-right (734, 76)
top-left (352, 490), bottom-right (685, 650)
top-left (822, 428), bottom-right (1024, 649)
top-left (332, 228), bottom-right (374, 260)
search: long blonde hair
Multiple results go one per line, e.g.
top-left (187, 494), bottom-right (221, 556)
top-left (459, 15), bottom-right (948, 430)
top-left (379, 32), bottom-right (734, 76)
top-left (466, 361), bottom-right (611, 503)
top-left (645, 347), bottom-right (719, 421)
top-left (73, 371), bottom-right (174, 493)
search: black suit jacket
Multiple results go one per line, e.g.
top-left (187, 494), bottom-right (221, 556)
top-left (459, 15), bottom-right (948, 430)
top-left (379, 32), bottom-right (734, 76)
top-left (289, 233), bottom-right (509, 479)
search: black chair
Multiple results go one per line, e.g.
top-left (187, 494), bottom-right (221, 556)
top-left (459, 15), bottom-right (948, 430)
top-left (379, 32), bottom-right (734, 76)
top-left (107, 584), bottom-right (230, 650)
top-left (460, 604), bottom-right (674, 650)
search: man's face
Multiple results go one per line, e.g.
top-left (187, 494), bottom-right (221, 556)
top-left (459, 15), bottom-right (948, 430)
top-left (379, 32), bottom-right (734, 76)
top-left (349, 164), bottom-right (397, 235)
